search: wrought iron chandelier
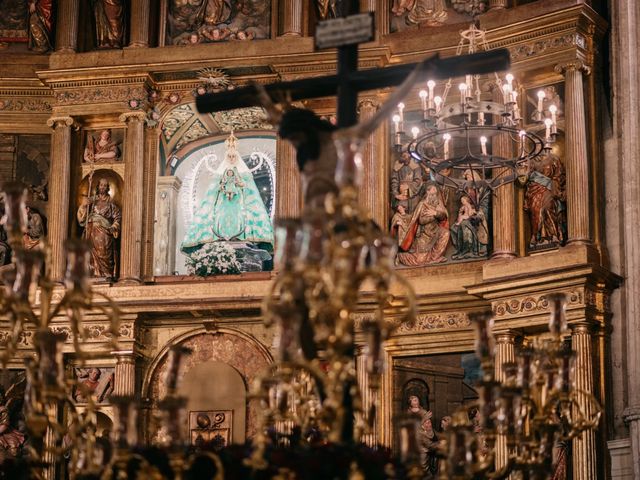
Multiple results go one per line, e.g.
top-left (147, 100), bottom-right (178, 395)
top-left (392, 24), bottom-right (559, 208)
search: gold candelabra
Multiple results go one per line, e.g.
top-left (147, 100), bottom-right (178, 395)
top-left (428, 293), bottom-right (602, 480)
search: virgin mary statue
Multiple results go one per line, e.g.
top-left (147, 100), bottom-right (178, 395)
top-left (180, 133), bottom-right (274, 260)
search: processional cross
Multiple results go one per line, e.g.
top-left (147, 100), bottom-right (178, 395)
top-left (196, 0), bottom-right (510, 131)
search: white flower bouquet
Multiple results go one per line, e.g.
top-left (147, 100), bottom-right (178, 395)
top-left (186, 242), bottom-right (241, 276)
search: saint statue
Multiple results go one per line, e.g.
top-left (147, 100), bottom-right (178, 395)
top-left (92, 0), bottom-right (125, 49)
top-left (27, 0), bottom-right (54, 53)
top-left (396, 184), bottom-right (450, 266)
top-left (84, 129), bottom-right (121, 163)
top-left (392, 0), bottom-right (448, 26)
top-left (77, 178), bottom-right (122, 279)
top-left (524, 152), bottom-right (566, 248)
top-left (181, 132), bottom-right (274, 255)
top-left (22, 205), bottom-right (45, 250)
top-left (73, 368), bottom-right (114, 403)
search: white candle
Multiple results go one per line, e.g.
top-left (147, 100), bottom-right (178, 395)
top-left (519, 130), bottom-right (526, 157)
top-left (427, 80), bottom-right (435, 109)
top-left (537, 90), bottom-right (546, 113)
top-left (392, 114), bottom-right (400, 134)
top-left (502, 84), bottom-right (511, 104)
top-left (549, 104), bottom-right (557, 124)
top-left (466, 74), bottom-right (473, 94)
top-left (510, 89), bottom-right (518, 106)
top-left (397, 102), bottom-right (405, 124)
top-left (459, 83), bottom-right (467, 105)
top-left (419, 90), bottom-right (428, 113)
top-left (478, 111), bottom-right (485, 125)
top-left (411, 126), bottom-right (420, 140)
top-left (544, 118), bottom-right (552, 140)
top-left (505, 73), bottom-right (514, 90)
top-left (443, 133), bottom-right (451, 158)
top-left (480, 136), bottom-right (487, 156)
top-left (434, 96), bottom-right (442, 114)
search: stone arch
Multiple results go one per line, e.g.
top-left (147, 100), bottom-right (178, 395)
top-left (144, 327), bottom-right (272, 441)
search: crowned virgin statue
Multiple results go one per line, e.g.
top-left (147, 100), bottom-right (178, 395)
top-left (180, 132), bottom-right (274, 273)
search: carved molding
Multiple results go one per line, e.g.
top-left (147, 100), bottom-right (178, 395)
top-left (54, 86), bottom-right (148, 106)
top-left (0, 322), bottom-right (134, 349)
top-left (46, 115), bottom-right (76, 128)
top-left (119, 110), bottom-right (147, 123)
top-left (493, 289), bottom-right (583, 318)
top-left (354, 311), bottom-right (470, 333)
top-left (0, 98), bottom-right (52, 113)
top-left (509, 33), bottom-right (583, 61)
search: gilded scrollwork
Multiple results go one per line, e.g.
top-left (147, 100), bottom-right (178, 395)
top-left (0, 98), bottom-right (52, 112)
top-left (54, 86), bottom-right (148, 106)
top-left (493, 289), bottom-right (584, 318)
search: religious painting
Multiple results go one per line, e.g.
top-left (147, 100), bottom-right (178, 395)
top-left (390, 0), bottom-right (485, 33)
top-left (73, 367), bottom-right (115, 404)
top-left (164, 133), bottom-right (276, 276)
top-left (0, 370), bottom-right (27, 462)
top-left (165, 0), bottom-right (271, 46)
top-left (394, 353), bottom-right (480, 476)
top-left (0, 0), bottom-right (55, 52)
top-left (522, 82), bottom-right (567, 252)
top-left (389, 120), bottom-right (492, 268)
top-left (189, 410), bottom-right (233, 449)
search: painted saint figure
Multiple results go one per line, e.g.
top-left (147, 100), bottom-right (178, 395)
top-left (77, 178), bottom-right (122, 279)
top-left (84, 129), bottom-right (120, 163)
top-left (390, 151), bottom-right (423, 214)
top-left (392, 0), bottom-right (448, 26)
top-left (93, 0), bottom-right (125, 48)
top-left (74, 368), bottom-right (114, 403)
top-left (28, 0), bottom-right (54, 53)
top-left (22, 206), bottom-right (45, 250)
top-left (524, 152), bottom-right (566, 248)
top-left (396, 184), bottom-right (450, 266)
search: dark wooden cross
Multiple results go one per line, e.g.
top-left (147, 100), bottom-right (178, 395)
top-left (195, 0), bottom-right (510, 128)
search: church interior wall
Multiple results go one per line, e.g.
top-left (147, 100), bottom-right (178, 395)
top-left (0, 0), bottom-right (637, 478)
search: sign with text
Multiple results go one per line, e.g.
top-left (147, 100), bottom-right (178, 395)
top-left (315, 13), bottom-right (374, 50)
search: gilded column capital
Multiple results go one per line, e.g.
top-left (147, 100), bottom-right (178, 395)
top-left (554, 60), bottom-right (592, 76)
top-left (112, 350), bottom-right (137, 364)
top-left (46, 116), bottom-right (76, 129)
top-left (357, 98), bottom-right (380, 114)
top-left (119, 111), bottom-right (147, 123)
top-left (494, 330), bottom-right (519, 344)
top-left (570, 321), bottom-right (596, 334)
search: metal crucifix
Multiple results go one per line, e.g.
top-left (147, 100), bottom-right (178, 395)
top-left (195, 0), bottom-right (510, 128)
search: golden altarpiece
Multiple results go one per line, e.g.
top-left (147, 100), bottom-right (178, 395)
top-left (0, 0), bottom-right (630, 478)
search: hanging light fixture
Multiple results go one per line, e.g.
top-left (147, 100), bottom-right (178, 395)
top-left (393, 24), bottom-right (559, 209)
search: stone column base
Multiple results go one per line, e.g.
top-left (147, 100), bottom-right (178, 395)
top-left (607, 438), bottom-right (633, 479)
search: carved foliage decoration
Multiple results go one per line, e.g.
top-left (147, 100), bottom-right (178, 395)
top-left (493, 289), bottom-right (583, 318)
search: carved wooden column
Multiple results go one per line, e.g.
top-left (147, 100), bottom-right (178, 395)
top-left (358, 98), bottom-right (386, 226)
top-left (489, 0), bottom-right (507, 9)
top-left (555, 62), bottom-right (591, 244)
top-left (275, 137), bottom-right (302, 219)
top-left (360, 0), bottom-right (375, 11)
top-left (153, 176), bottom-right (182, 276)
top-left (118, 111), bottom-right (146, 284)
top-left (46, 116), bottom-right (76, 282)
top-left (141, 125), bottom-right (159, 281)
top-left (494, 331), bottom-right (517, 471)
top-left (113, 351), bottom-right (137, 397)
top-left (129, 0), bottom-right (151, 48)
top-left (356, 346), bottom-right (378, 447)
top-left (43, 402), bottom-right (59, 480)
top-left (571, 322), bottom-right (597, 480)
top-left (54, 0), bottom-right (80, 53)
top-left (490, 85), bottom-right (517, 258)
top-left (280, 0), bottom-right (303, 36)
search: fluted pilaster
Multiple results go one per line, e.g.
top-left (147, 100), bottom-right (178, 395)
top-left (142, 126), bottom-right (159, 281)
top-left (494, 331), bottom-right (517, 472)
top-left (360, 0), bottom-right (375, 11)
top-left (118, 111), bottom-right (146, 284)
top-left (46, 116), bottom-right (76, 282)
top-left (356, 348), bottom-right (378, 447)
top-left (43, 402), bottom-right (58, 480)
top-left (358, 98), bottom-right (385, 226)
top-left (55, 0), bottom-right (79, 52)
top-left (571, 322), bottom-right (597, 480)
top-left (489, 0), bottom-right (507, 9)
top-left (280, 0), bottom-right (303, 36)
top-left (490, 86), bottom-right (517, 258)
top-left (129, 0), bottom-right (151, 47)
top-left (275, 137), bottom-right (302, 219)
top-left (555, 62), bottom-right (591, 244)
top-left (153, 176), bottom-right (182, 276)
top-left (113, 352), bottom-right (136, 397)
